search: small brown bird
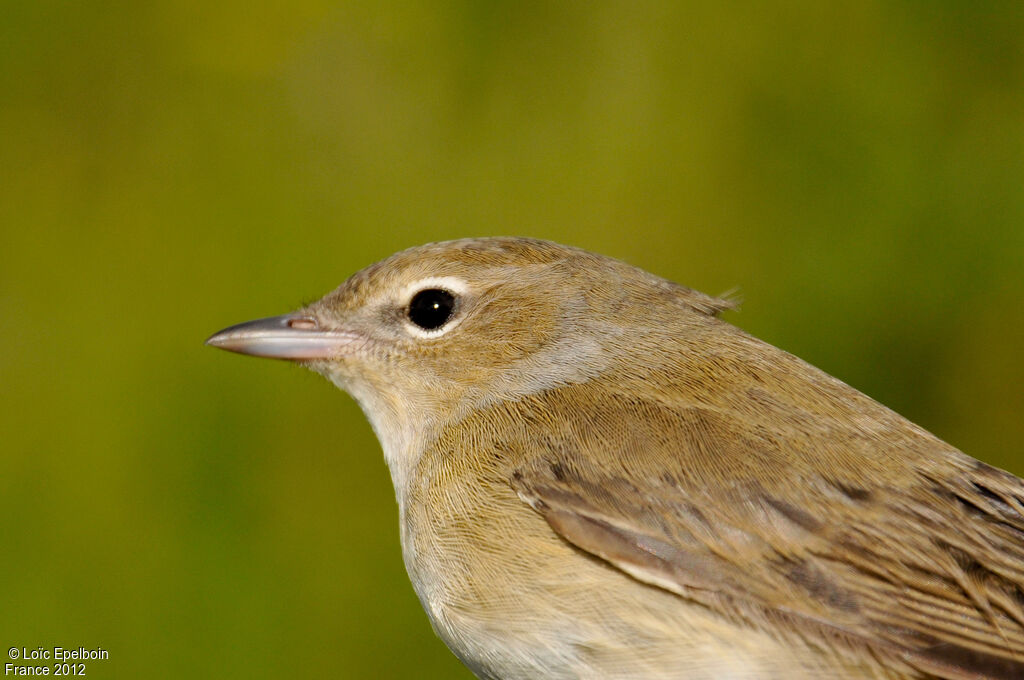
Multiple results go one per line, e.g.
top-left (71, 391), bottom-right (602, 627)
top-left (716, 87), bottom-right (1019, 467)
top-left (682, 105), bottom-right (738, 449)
top-left (207, 238), bottom-right (1024, 679)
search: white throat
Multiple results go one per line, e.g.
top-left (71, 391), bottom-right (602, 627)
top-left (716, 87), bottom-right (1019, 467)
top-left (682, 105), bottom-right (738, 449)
top-left (332, 375), bottom-right (436, 513)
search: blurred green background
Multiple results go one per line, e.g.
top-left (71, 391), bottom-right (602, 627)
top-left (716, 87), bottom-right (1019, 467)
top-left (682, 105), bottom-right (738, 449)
top-left (2, 2), bottom-right (1022, 678)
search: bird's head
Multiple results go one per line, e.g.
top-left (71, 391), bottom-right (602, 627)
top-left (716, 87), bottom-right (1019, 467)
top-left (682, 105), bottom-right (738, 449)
top-left (207, 237), bottom-right (729, 488)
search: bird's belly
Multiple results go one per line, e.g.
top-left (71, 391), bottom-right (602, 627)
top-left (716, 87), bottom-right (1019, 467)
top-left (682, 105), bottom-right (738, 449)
top-left (416, 591), bottom-right (857, 680)
top-left (398, 453), bottom-right (904, 680)
top-left (401, 531), bottom-right (865, 680)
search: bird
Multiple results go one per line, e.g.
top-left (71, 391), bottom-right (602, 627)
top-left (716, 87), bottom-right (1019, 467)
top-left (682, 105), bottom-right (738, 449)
top-left (207, 237), bottom-right (1024, 679)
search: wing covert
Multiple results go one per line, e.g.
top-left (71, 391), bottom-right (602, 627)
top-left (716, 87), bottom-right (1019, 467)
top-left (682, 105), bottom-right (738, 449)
top-left (509, 400), bottom-right (1024, 680)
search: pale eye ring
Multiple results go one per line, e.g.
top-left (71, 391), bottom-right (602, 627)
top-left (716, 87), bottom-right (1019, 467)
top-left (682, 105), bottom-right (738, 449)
top-left (407, 289), bottom-right (456, 330)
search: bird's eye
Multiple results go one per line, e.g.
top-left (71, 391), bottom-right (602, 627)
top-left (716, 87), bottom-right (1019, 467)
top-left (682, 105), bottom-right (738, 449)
top-left (407, 289), bottom-right (456, 330)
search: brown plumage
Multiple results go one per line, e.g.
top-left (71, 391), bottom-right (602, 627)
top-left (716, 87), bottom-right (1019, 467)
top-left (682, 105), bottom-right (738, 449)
top-left (208, 238), bottom-right (1024, 679)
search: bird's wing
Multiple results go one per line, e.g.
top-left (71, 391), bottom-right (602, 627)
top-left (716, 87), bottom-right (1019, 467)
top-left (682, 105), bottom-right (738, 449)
top-left (508, 395), bottom-right (1024, 680)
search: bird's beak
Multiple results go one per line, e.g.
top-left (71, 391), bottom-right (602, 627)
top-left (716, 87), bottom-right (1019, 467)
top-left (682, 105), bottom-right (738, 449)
top-left (205, 314), bottom-right (362, 361)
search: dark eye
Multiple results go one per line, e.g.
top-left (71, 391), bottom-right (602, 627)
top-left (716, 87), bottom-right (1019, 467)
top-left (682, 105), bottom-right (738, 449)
top-left (407, 289), bottom-right (456, 330)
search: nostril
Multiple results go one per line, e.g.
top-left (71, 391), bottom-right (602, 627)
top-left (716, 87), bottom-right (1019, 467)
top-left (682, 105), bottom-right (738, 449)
top-left (287, 317), bottom-right (319, 330)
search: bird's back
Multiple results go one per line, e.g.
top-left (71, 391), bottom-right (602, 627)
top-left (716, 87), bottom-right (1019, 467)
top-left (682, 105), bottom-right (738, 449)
top-left (404, 316), bottom-right (1024, 679)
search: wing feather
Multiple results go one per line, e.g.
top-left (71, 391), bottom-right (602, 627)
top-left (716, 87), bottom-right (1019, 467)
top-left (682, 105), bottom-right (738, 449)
top-left (509, 395), bottom-right (1024, 680)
